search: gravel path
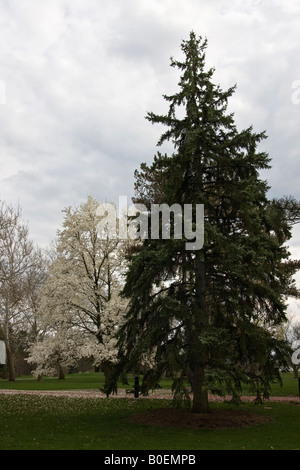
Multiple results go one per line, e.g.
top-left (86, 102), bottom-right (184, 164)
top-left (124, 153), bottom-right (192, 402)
top-left (0, 388), bottom-right (299, 403)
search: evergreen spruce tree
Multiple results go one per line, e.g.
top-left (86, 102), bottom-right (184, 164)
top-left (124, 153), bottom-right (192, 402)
top-left (114, 32), bottom-right (300, 413)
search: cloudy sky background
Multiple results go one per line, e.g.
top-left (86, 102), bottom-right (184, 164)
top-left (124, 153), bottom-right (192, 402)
top-left (1, 0), bottom-right (300, 316)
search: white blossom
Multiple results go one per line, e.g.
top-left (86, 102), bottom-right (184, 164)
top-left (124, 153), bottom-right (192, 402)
top-left (28, 196), bottom-right (129, 378)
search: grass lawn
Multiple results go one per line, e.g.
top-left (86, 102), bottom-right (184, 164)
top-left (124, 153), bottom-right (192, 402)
top-left (0, 372), bottom-right (299, 450)
top-left (0, 371), bottom-right (107, 391)
top-left (0, 395), bottom-right (299, 450)
top-left (0, 371), bottom-right (299, 395)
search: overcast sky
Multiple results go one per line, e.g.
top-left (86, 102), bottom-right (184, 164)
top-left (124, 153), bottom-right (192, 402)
top-left (1, 0), bottom-right (300, 314)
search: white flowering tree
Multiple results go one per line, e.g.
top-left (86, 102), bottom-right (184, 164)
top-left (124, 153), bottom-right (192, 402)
top-left (27, 326), bottom-right (80, 379)
top-left (28, 196), bottom-right (128, 385)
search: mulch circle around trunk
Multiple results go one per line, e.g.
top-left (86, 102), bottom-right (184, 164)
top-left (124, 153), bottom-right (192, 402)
top-left (129, 407), bottom-right (272, 430)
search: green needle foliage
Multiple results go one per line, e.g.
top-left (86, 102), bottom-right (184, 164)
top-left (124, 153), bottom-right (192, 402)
top-left (110, 32), bottom-right (300, 413)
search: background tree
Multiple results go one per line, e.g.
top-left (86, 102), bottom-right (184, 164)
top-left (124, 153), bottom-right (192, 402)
top-left (0, 201), bottom-right (46, 381)
top-left (29, 196), bottom-right (128, 384)
top-left (111, 32), bottom-right (300, 413)
top-left (276, 316), bottom-right (300, 378)
top-left (290, 322), bottom-right (300, 378)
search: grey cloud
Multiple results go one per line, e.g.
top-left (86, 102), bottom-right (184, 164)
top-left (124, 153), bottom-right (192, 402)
top-left (0, 0), bottom-right (299, 257)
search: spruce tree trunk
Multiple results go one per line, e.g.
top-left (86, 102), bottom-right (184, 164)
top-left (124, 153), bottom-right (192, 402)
top-left (191, 253), bottom-right (209, 413)
top-left (191, 364), bottom-right (209, 413)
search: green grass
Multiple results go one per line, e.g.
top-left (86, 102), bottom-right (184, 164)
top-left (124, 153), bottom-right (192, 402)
top-left (0, 395), bottom-right (299, 450)
top-left (0, 371), bottom-right (107, 391)
top-left (0, 371), bottom-right (299, 450)
top-left (263, 372), bottom-right (299, 397)
top-left (0, 371), bottom-right (299, 396)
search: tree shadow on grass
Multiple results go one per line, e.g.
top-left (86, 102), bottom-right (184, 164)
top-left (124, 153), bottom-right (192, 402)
top-left (129, 407), bottom-right (272, 430)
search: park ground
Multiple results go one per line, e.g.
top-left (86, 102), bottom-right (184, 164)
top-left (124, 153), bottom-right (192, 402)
top-left (0, 372), bottom-right (299, 450)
